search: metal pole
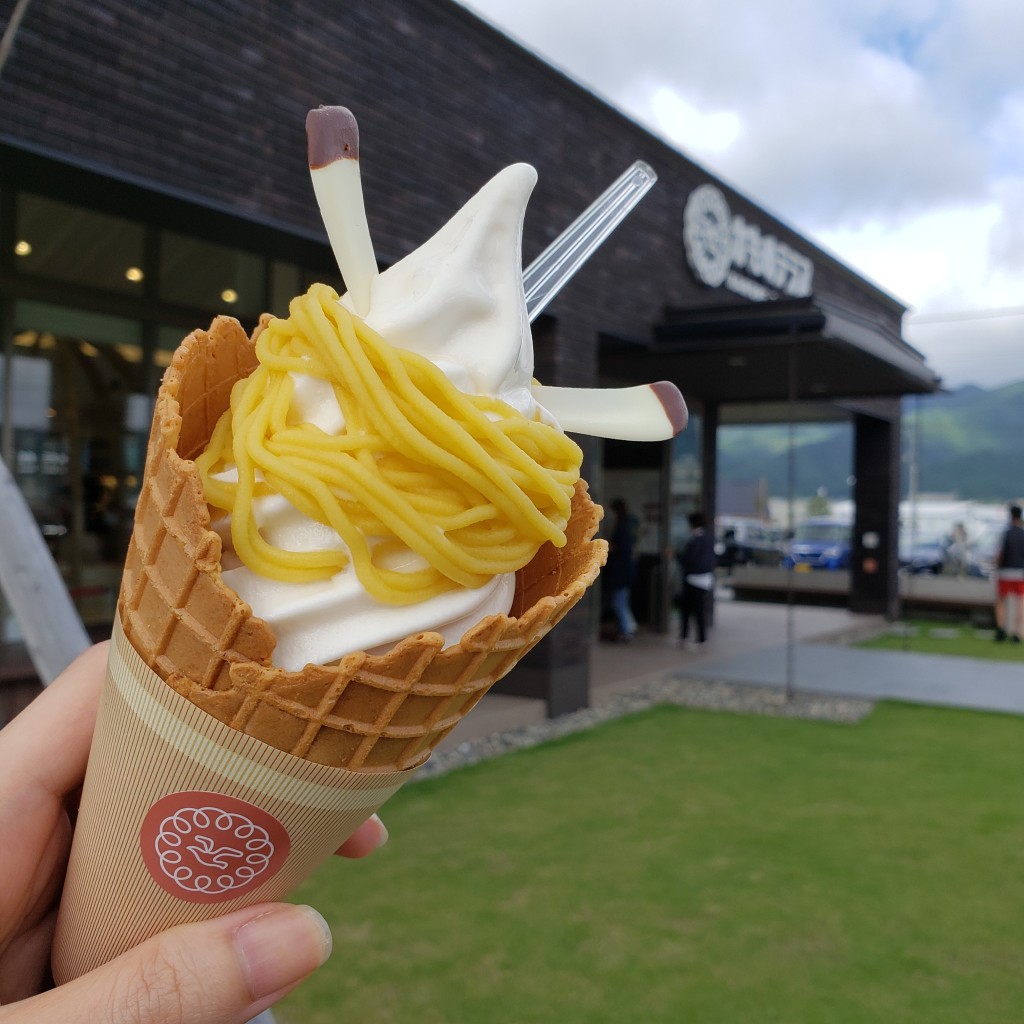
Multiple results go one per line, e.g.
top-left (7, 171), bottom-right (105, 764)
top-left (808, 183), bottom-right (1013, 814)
top-left (784, 344), bottom-right (797, 702)
top-left (902, 395), bottom-right (921, 651)
top-left (656, 436), bottom-right (673, 634)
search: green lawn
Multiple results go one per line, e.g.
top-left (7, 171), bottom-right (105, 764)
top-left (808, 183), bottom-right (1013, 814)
top-left (280, 703), bottom-right (1024, 1024)
top-left (859, 619), bottom-right (1024, 661)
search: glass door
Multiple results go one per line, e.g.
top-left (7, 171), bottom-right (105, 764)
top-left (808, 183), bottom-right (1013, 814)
top-left (1, 303), bottom-right (150, 638)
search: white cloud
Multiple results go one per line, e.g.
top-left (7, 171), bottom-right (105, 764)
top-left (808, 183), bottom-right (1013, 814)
top-left (905, 314), bottom-right (1024, 389)
top-left (989, 176), bottom-right (1024, 273)
top-left (816, 198), bottom-right (1024, 388)
top-left (649, 88), bottom-right (742, 155)
top-left (714, 46), bottom-right (985, 231)
top-left (815, 202), bottom-right (1006, 310)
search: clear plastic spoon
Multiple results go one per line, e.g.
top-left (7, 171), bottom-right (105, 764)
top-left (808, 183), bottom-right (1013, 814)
top-left (523, 160), bottom-right (657, 321)
top-left (522, 161), bottom-right (687, 440)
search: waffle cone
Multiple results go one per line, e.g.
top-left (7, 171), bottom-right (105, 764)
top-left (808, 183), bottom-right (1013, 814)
top-left (118, 316), bottom-right (607, 773)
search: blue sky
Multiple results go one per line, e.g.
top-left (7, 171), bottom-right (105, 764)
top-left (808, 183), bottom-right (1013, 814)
top-left (457, 0), bottom-right (1024, 389)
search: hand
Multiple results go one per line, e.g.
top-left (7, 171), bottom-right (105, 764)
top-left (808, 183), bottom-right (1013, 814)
top-left (0, 642), bottom-right (387, 1023)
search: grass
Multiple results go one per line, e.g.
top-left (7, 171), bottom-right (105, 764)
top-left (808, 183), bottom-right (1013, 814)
top-left (858, 618), bottom-right (1024, 661)
top-left (279, 703), bottom-right (1024, 1024)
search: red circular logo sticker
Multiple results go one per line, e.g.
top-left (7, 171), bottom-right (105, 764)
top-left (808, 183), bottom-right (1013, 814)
top-left (140, 792), bottom-right (291, 904)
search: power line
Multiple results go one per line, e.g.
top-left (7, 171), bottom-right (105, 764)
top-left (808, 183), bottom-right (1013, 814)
top-left (907, 305), bottom-right (1024, 325)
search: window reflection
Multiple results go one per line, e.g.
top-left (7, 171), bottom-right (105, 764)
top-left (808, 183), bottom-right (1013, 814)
top-left (160, 232), bottom-right (265, 316)
top-left (2, 186), bottom-right (332, 652)
top-left (15, 193), bottom-right (146, 294)
top-left (2, 304), bottom-right (147, 630)
top-left (155, 325), bottom-right (190, 369)
top-left (271, 260), bottom-right (302, 317)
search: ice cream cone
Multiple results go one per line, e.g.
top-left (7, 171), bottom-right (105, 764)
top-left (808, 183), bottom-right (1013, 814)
top-left (119, 314), bottom-right (606, 772)
top-left (51, 314), bottom-right (605, 983)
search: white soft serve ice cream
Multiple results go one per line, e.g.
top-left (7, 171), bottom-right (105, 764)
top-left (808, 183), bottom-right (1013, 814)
top-left (212, 164), bottom-right (550, 671)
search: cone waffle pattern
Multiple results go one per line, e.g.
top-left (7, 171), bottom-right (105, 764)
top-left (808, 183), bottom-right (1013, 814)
top-left (119, 316), bottom-right (607, 772)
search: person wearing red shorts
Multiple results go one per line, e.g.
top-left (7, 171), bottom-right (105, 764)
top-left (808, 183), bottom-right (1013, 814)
top-left (994, 503), bottom-right (1024, 643)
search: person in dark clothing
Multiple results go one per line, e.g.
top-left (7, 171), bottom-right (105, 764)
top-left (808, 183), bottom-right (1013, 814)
top-left (677, 512), bottom-right (717, 647)
top-left (605, 498), bottom-right (639, 641)
top-left (994, 503), bottom-right (1024, 643)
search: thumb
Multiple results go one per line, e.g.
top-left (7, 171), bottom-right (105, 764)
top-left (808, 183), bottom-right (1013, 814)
top-left (13, 903), bottom-right (332, 1024)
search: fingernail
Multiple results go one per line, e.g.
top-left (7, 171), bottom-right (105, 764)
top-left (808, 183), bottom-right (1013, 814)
top-left (371, 813), bottom-right (389, 848)
top-left (235, 904), bottom-right (333, 1000)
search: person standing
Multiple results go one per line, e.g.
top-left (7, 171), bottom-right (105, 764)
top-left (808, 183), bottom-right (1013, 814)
top-left (947, 521), bottom-right (969, 577)
top-left (678, 512), bottom-right (717, 648)
top-left (994, 503), bottom-right (1024, 643)
top-left (605, 498), bottom-right (639, 642)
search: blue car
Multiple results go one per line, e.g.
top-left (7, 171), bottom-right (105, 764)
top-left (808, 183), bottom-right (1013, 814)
top-left (898, 532), bottom-right (948, 574)
top-left (783, 517), bottom-right (852, 571)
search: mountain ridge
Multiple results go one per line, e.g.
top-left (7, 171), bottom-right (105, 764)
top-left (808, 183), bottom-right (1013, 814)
top-left (717, 379), bottom-right (1024, 503)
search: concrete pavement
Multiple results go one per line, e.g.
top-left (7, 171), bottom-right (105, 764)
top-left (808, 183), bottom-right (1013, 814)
top-left (681, 637), bottom-right (1024, 716)
top-left (436, 598), bottom-right (1023, 754)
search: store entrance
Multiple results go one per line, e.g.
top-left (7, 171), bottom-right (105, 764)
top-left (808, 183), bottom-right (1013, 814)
top-left (1, 306), bottom-right (153, 640)
top-left (600, 421), bottom-right (704, 634)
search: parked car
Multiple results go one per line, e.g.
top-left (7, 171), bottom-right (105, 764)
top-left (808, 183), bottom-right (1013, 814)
top-left (898, 531), bottom-right (948, 574)
top-left (783, 517), bottom-right (852, 571)
top-left (715, 517), bottom-right (784, 569)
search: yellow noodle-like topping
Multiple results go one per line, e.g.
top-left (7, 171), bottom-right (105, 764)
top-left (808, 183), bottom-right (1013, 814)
top-left (196, 283), bottom-right (583, 605)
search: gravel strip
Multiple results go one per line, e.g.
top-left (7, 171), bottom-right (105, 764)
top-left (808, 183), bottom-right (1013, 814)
top-left (414, 675), bottom-right (874, 781)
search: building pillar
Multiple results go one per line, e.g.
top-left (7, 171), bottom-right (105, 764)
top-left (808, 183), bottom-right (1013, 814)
top-left (495, 598), bottom-right (593, 717)
top-left (654, 436), bottom-right (674, 634)
top-left (701, 401), bottom-right (719, 625)
top-left (850, 404), bottom-right (901, 618)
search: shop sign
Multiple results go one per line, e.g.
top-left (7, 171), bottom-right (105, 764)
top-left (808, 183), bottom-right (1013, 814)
top-left (682, 183), bottom-right (814, 301)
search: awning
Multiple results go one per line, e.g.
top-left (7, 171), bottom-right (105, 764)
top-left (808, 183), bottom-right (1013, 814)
top-left (599, 296), bottom-right (941, 405)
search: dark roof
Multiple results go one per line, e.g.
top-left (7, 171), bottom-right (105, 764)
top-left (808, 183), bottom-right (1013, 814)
top-left (600, 295), bottom-right (941, 405)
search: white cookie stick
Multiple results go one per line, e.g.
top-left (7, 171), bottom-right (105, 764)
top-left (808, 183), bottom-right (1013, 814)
top-left (532, 381), bottom-right (687, 441)
top-left (306, 106), bottom-right (377, 317)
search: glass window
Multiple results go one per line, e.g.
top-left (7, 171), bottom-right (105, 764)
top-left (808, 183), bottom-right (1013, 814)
top-left (270, 260), bottom-right (302, 317)
top-left (270, 261), bottom-right (340, 316)
top-left (2, 303), bottom-right (147, 630)
top-left (159, 232), bottom-right (265, 317)
top-left (15, 301), bottom-right (143, 347)
top-left (670, 413), bottom-right (703, 548)
top-left (302, 264), bottom-right (340, 292)
top-left (156, 325), bottom-right (189, 370)
top-left (14, 193), bottom-right (146, 294)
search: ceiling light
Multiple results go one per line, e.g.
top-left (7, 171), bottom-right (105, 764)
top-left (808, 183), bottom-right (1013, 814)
top-left (14, 240), bottom-right (32, 256)
top-left (221, 288), bottom-right (238, 303)
top-left (125, 266), bottom-right (144, 282)
top-left (115, 343), bottom-right (143, 363)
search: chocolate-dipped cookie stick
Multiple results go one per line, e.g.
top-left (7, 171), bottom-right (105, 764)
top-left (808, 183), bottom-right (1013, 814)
top-left (306, 105), bottom-right (378, 316)
top-left (532, 381), bottom-right (687, 441)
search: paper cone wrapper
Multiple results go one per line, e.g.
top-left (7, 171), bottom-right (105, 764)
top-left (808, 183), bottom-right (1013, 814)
top-left (51, 616), bottom-right (419, 984)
